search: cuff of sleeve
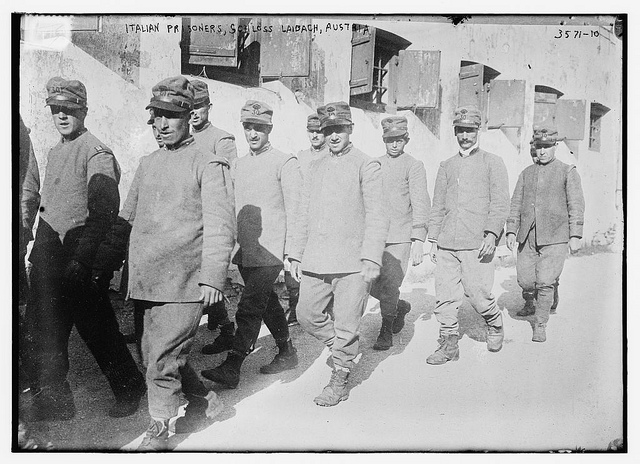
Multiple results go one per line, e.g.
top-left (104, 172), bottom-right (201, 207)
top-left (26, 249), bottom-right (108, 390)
top-left (410, 227), bottom-right (428, 242)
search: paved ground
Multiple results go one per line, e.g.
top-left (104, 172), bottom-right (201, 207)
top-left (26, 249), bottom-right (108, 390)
top-left (18, 251), bottom-right (624, 453)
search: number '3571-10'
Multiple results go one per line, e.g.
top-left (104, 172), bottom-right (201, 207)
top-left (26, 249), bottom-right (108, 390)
top-left (554, 29), bottom-right (600, 39)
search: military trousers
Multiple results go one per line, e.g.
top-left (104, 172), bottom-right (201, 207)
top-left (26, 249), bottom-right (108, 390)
top-left (139, 300), bottom-right (208, 420)
top-left (370, 242), bottom-right (411, 319)
top-left (298, 271), bottom-right (370, 371)
top-left (434, 247), bottom-right (502, 337)
top-left (516, 231), bottom-right (568, 325)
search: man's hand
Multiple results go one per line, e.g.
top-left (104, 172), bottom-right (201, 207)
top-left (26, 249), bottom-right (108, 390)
top-left (506, 233), bottom-right (516, 252)
top-left (360, 260), bottom-right (380, 283)
top-left (91, 269), bottom-right (111, 291)
top-left (200, 284), bottom-right (223, 307)
top-left (429, 242), bottom-right (438, 264)
top-left (289, 259), bottom-right (302, 282)
top-left (64, 260), bottom-right (90, 287)
top-left (569, 237), bottom-right (582, 254)
top-left (478, 233), bottom-right (497, 259)
top-left (411, 240), bottom-right (425, 266)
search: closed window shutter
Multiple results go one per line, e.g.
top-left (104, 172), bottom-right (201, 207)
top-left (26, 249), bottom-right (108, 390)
top-left (349, 27), bottom-right (376, 96)
top-left (557, 99), bottom-right (586, 140)
top-left (533, 91), bottom-right (558, 128)
top-left (260, 17), bottom-right (311, 77)
top-left (182, 16), bottom-right (239, 67)
top-left (458, 63), bottom-right (484, 109)
top-left (392, 50), bottom-right (440, 108)
top-left (487, 80), bottom-right (526, 128)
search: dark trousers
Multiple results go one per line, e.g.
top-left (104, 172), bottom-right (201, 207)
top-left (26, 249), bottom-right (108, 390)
top-left (232, 264), bottom-right (289, 356)
top-left (26, 261), bottom-right (144, 398)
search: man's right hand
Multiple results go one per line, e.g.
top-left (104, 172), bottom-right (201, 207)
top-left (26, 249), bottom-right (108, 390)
top-left (289, 259), bottom-right (302, 282)
top-left (429, 242), bottom-right (438, 264)
top-left (506, 233), bottom-right (516, 251)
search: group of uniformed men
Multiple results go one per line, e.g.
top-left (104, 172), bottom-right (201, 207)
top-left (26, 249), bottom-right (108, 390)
top-left (18, 74), bottom-right (585, 451)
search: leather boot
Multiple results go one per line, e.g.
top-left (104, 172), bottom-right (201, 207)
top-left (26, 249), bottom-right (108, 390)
top-left (31, 381), bottom-right (76, 422)
top-left (259, 339), bottom-right (299, 374)
top-left (174, 391), bottom-right (224, 434)
top-left (201, 322), bottom-right (235, 355)
top-left (108, 381), bottom-right (147, 418)
top-left (201, 351), bottom-right (244, 389)
top-left (373, 317), bottom-right (394, 351)
top-left (137, 418), bottom-right (169, 451)
top-left (486, 325), bottom-right (504, 352)
top-left (532, 323), bottom-right (547, 342)
top-left (426, 335), bottom-right (459, 365)
top-left (517, 292), bottom-right (536, 317)
top-left (314, 369), bottom-right (349, 407)
top-left (392, 300), bottom-right (411, 334)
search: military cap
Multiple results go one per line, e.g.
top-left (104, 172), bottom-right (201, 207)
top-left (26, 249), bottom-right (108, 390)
top-left (453, 106), bottom-right (481, 128)
top-left (45, 77), bottom-right (87, 109)
top-left (531, 125), bottom-right (560, 147)
top-left (145, 76), bottom-right (194, 113)
top-left (381, 115), bottom-right (408, 138)
top-left (190, 79), bottom-right (211, 108)
top-left (240, 100), bottom-right (273, 125)
top-left (306, 113), bottom-right (321, 131)
top-left (318, 101), bottom-right (352, 130)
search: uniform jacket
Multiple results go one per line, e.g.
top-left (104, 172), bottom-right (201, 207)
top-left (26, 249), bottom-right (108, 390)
top-left (290, 144), bottom-right (389, 274)
top-left (232, 143), bottom-right (302, 267)
top-left (117, 137), bottom-right (235, 302)
top-left (297, 145), bottom-right (329, 181)
top-left (192, 122), bottom-right (238, 163)
top-left (378, 151), bottom-right (430, 243)
top-left (30, 129), bottom-right (120, 268)
top-left (428, 148), bottom-right (509, 250)
top-left (507, 158), bottom-right (585, 245)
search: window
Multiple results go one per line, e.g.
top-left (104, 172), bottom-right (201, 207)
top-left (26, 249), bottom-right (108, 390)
top-left (181, 16), bottom-right (311, 87)
top-left (556, 99), bottom-right (586, 156)
top-left (589, 102), bottom-right (610, 152)
top-left (458, 61), bottom-right (501, 128)
top-left (349, 25), bottom-right (411, 110)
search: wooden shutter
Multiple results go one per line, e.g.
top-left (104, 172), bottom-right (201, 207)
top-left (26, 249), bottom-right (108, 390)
top-left (182, 16), bottom-right (239, 67)
top-left (350, 26), bottom-right (376, 96)
top-left (391, 50), bottom-right (440, 108)
top-left (260, 17), bottom-right (311, 78)
top-left (487, 80), bottom-right (526, 128)
top-left (556, 99), bottom-right (586, 140)
top-left (458, 63), bottom-right (484, 109)
top-left (533, 92), bottom-right (558, 128)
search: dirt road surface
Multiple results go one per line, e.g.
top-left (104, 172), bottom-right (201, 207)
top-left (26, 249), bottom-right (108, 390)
top-left (18, 251), bottom-right (624, 453)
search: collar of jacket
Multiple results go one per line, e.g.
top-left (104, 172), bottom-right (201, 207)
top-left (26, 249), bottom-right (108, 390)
top-left (192, 121), bottom-right (211, 133)
top-left (250, 142), bottom-right (272, 156)
top-left (458, 144), bottom-right (480, 158)
top-left (311, 142), bottom-right (327, 152)
top-left (536, 157), bottom-right (557, 166)
top-left (330, 142), bottom-right (353, 158)
top-left (61, 127), bottom-right (87, 143)
top-left (164, 135), bottom-right (195, 151)
top-left (386, 150), bottom-right (405, 159)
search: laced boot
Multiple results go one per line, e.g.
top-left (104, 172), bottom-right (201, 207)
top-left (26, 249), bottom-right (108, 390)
top-left (314, 369), bottom-right (350, 407)
top-left (201, 351), bottom-right (244, 389)
top-left (373, 317), bottom-right (394, 351)
top-left (532, 323), bottom-right (547, 343)
top-left (392, 300), bottom-right (412, 334)
top-left (259, 339), bottom-right (299, 374)
top-left (426, 335), bottom-right (460, 365)
top-left (137, 418), bottom-right (169, 451)
top-left (201, 322), bottom-right (235, 355)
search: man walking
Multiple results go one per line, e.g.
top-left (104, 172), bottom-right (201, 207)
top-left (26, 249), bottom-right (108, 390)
top-left (290, 101), bottom-right (388, 406)
top-left (201, 100), bottom-right (302, 388)
top-left (506, 126), bottom-right (584, 342)
top-left (26, 77), bottom-right (145, 420)
top-left (370, 115), bottom-right (430, 350)
top-left (426, 106), bottom-right (509, 364)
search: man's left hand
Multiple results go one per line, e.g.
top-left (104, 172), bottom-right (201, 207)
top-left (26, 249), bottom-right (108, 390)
top-left (478, 233), bottom-right (497, 259)
top-left (569, 237), bottom-right (582, 254)
top-left (411, 240), bottom-right (425, 266)
top-left (360, 260), bottom-right (381, 283)
top-left (200, 285), bottom-right (223, 307)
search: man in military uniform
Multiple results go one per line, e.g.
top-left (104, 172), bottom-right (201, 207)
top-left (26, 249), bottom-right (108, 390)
top-left (26, 77), bottom-right (145, 421)
top-left (369, 115), bottom-right (430, 350)
top-left (201, 100), bottom-right (302, 389)
top-left (188, 79), bottom-right (239, 355)
top-left (289, 101), bottom-right (388, 406)
top-left (506, 126), bottom-right (584, 342)
top-left (426, 106), bottom-right (509, 364)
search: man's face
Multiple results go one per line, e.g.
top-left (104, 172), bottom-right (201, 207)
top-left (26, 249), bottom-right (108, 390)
top-left (243, 123), bottom-right (271, 152)
top-left (535, 144), bottom-right (557, 164)
top-left (307, 129), bottom-right (325, 149)
top-left (190, 104), bottom-right (211, 130)
top-left (50, 105), bottom-right (86, 138)
top-left (152, 125), bottom-right (165, 148)
top-left (454, 126), bottom-right (479, 151)
top-left (384, 135), bottom-right (409, 157)
top-left (153, 108), bottom-right (191, 148)
top-left (322, 124), bottom-right (352, 154)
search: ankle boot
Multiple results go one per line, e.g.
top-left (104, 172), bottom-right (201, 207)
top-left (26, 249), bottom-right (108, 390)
top-left (174, 391), bottom-right (224, 434)
top-left (202, 322), bottom-right (235, 355)
top-left (426, 335), bottom-right (460, 365)
top-left (137, 418), bottom-right (169, 451)
top-left (373, 317), bottom-right (394, 351)
top-left (532, 323), bottom-right (547, 342)
top-left (517, 292), bottom-right (536, 317)
top-left (392, 300), bottom-right (411, 334)
top-left (260, 339), bottom-right (299, 374)
top-left (201, 351), bottom-right (244, 389)
top-left (314, 369), bottom-right (350, 407)
top-left (486, 325), bottom-right (504, 352)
